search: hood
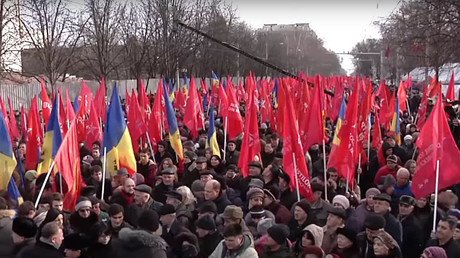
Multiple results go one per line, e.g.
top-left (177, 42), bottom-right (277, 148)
top-left (303, 224), bottom-right (323, 247)
top-left (0, 209), bottom-right (16, 219)
top-left (119, 228), bottom-right (167, 250)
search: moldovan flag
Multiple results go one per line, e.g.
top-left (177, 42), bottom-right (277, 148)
top-left (163, 81), bottom-right (184, 160)
top-left (103, 86), bottom-right (137, 176)
top-left (207, 105), bottom-right (220, 158)
top-left (37, 96), bottom-right (62, 175)
top-left (0, 111), bottom-right (17, 191)
top-left (55, 119), bottom-right (84, 211)
top-left (412, 95), bottom-right (460, 198)
top-left (282, 85), bottom-right (313, 201)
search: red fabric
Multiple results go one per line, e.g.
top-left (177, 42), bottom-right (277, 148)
top-left (86, 102), bottom-right (103, 148)
top-left (218, 82), bottom-right (228, 117)
top-left (358, 83), bottom-right (372, 151)
top-left (224, 78), bottom-right (244, 140)
top-left (428, 77), bottom-right (441, 98)
top-left (58, 92), bottom-right (69, 136)
top-left (7, 98), bottom-right (20, 141)
top-left (374, 165), bottom-right (399, 186)
top-left (76, 82), bottom-right (93, 142)
top-left (65, 88), bottom-right (75, 124)
top-left (446, 72), bottom-right (455, 101)
top-left (94, 77), bottom-right (107, 123)
top-left (127, 89), bottom-right (147, 153)
top-left (148, 81), bottom-right (164, 145)
top-left (299, 81), bottom-right (324, 152)
top-left (138, 79), bottom-right (150, 121)
top-left (372, 113), bottom-right (382, 150)
top-left (40, 79), bottom-right (52, 127)
top-left (183, 77), bottom-right (204, 139)
top-left (25, 97), bottom-right (42, 170)
top-left (397, 81), bottom-right (408, 112)
top-left (56, 119), bottom-right (84, 211)
top-left (412, 92), bottom-right (460, 198)
top-left (20, 105), bottom-right (28, 140)
top-left (238, 86), bottom-right (261, 177)
top-left (174, 89), bottom-right (186, 114)
top-left (281, 83), bottom-right (313, 201)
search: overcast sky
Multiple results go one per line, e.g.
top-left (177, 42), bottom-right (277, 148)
top-left (228, 0), bottom-right (401, 74)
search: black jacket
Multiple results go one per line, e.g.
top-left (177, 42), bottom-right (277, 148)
top-left (213, 193), bottom-right (232, 214)
top-left (17, 240), bottom-right (63, 258)
top-left (161, 219), bottom-right (192, 257)
top-left (382, 211), bottom-right (403, 246)
top-left (114, 228), bottom-right (167, 258)
top-left (427, 238), bottom-right (460, 258)
top-left (87, 242), bottom-right (115, 258)
top-left (400, 214), bottom-right (424, 258)
top-left (279, 188), bottom-right (297, 210)
top-left (261, 245), bottom-right (292, 258)
top-left (182, 168), bottom-right (200, 188)
top-left (152, 182), bottom-right (178, 204)
top-left (198, 230), bottom-right (223, 258)
top-left (69, 212), bottom-right (99, 235)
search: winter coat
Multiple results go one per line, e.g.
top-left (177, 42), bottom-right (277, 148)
top-left (382, 211), bottom-right (403, 246)
top-left (279, 189), bottom-right (297, 210)
top-left (265, 201), bottom-right (292, 224)
top-left (110, 190), bottom-right (134, 210)
top-left (69, 211), bottom-right (99, 235)
top-left (198, 230), bottom-right (223, 258)
top-left (427, 238), bottom-right (460, 258)
top-left (209, 234), bottom-right (258, 258)
top-left (182, 167), bottom-right (200, 188)
top-left (346, 202), bottom-right (372, 233)
top-left (10, 238), bottom-right (36, 257)
top-left (310, 199), bottom-right (332, 226)
top-left (213, 192), bottom-right (233, 214)
top-left (114, 228), bottom-right (167, 258)
top-left (161, 219), bottom-right (192, 257)
top-left (321, 226), bottom-right (340, 254)
top-left (244, 210), bottom-right (276, 226)
top-left (87, 242), bottom-right (115, 258)
top-left (0, 209), bottom-right (15, 258)
top-left (400, 214), bottom-right (424, 258)
top-left (225, 150), bottom-right (240, 165)
top-left (260, 245), bottom-right (292, 258)
top-left (17, 239), bottom-right (63, 258)
top-left (288, 217), bottom-right (318, 242)
top-left (374, 165), bottom-right (399, 186)
top-left (152, 182), bottom-right (178, 204)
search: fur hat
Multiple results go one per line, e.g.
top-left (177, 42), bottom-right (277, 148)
top-left (364, 214), bottom-right (386, 230)
top-left (138, 210), bottom-right (160, 232)
top-left (267, 224), bottom-right (290, 245)
top-left (365, 188), bottom-right (381, 198)
top-left (248, 178), bottom-right (264, 189)
top-left (222, 205), bottom-right (243, 220)
top-left (12, 217), bottom-right (38, 238)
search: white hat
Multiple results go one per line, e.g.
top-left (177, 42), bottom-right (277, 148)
top-left (404, 135), bottom-right (413, 141)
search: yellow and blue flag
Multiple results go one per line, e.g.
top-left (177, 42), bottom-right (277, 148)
top-left (390, 97), bottom-right (401, 145)
top-left (8, 178), bottom-right (23, 207)
top-left (332, 97), bottom-right (347, 146)
top-left (207, 105), bottom-right (220, 158)
top-left (163, 82), bottom-right (184, 159)
top-left (0, 112), bottom-right (17, 191)
top-left (103, 85), bottom-right (137, 176)
top-left (38, 95), bottom-right (62, 175)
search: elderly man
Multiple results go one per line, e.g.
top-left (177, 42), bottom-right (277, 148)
top-left (321, 207), bottom-right (347, 254)
top-left (165, 190), bottom-right (192, 228)
top-left (373, 193), bottom-right (403, 246)
top-left (204, 179), bottom-right (232, 214)
top-left (346, 188), bottom-right (380, 233)
top-left (398, 195), bottom-right (424, 258)
top-left (17, 222), bottom-right (64, 258)
top-left (182, 155), bottom-right (204, 187)
top-left (153, 168), bottom-right (180, 204)
top-left (125, 184), bottom-right (163, 227)
top-left (159, 204), bottom-right (191, 258)
top-left (393, 168), bottom-right (413, 201)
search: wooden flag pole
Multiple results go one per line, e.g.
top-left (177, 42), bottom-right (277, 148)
top-left (292, 152), bottom-right (301, 202)
top-left (101, 147), bottom-right (107, 200)
top-left (432, 160), bottom-right (441, 234)
top-left (222, 117), bottom-right (228, 161)
top-left (34, 161), bottom-right (55, 208)
top-left (145, 132), bottom-right (157, 164)
top-left (322, 139), bottom-right (328, 201)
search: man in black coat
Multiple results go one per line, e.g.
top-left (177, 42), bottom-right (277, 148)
top-left (427, 217), bottom-right (460, 258)
top-left (11, 217), bottom-right (37, 256)
top-left (398, 195), bottom-right (424, 258)
top-left (278, 172), bottom-right (297, 210)
top-left (195, 215), bottom-right (223, 258)
top-left (373, 193), bottom-right (403, 246)
top-left (152, 169), bottom-right (180, 204)
top-left (204, 179), bottom-right (232, 214)
top-left (159, 204), bottom-right (192, 258)
top-left (182, 156), bottom-right (206, 188)
top-left (17, 222), bottom-right (64, 258)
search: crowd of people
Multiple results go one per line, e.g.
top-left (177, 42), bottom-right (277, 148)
top-left (1, 83), bottom-right (460, 258)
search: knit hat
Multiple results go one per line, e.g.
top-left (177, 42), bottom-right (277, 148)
top-left (386, 154), bottom-right (398, 163)
top-left (267, 224), bottom-right (290, 245)
top-left (138, 209), bottom-right (160, 232)
top-left (257, 218), bottom-right (275, 235)
top-left (295, 200), bottom-right (311, 214)
top-left (423, 246), bottom-right (447, 258)
top-left (364, 214), bottom-right (386, 230)
top-left (222, 205), bottom-right (244, 220)
top-left (197, 201), bottom-right (218, 214)
top-left (191, 180), bottom-right (205, 192)
top-left (311, 182), bottom-right (324, 192)
top-left (248, 178), bottom-right (264, 189)
top-left (12, 217), bottom-right (38, 238)
top-left (365, 188), bottom-right (381, 198)
top-left (332, 195), bottom-right (350, 209)
top-left (196, 156), bottom-right (207, 164)
top-left (195, 215), bottom-right (216, 231)
top-left (249, 206), bottom-right (266, 219)
top-left (75, 199), bottom-right (92, 211)
top-left (264, 185), bottom-right (281, 200)
top-left (247, 188), bottom-right (265, 200)
top-left (404, 135), bottom-right (413, 141)
top-left (158, 204), bottom-right (176, 216)
top-left (134, 184), bottom-right (152, 194)
top-left (336, 227), bottom-right (357, 244)
top-left (63, 233), bottom-right (91, 250)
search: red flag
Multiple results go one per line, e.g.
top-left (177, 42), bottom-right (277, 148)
top-left (183, 77), bottom-right (204, 139)
top-left (372, 113), bottom-right (383, 150)
top-left (58, 92), bottom-right (69, 136)
top-left (138, 79), bottom-right (150, 120)
top-left (20, 105), bottom-right (28, 139)
top-left (86, 102), bottom-right (103, 148)
top-left (416, 85), bottom-right (430, 129)
top-left (55, 119), bottom-right (84, 211)
top-left (174, 89), bottom-right (186, 114)
top-left (397, 81), bottom-right (408, 112)
top-left (94, 77), bottom-right (107, 123)
top-left (328, 81), bottom-right (360, 186)
top-left (127, 90), bottom-right (148, 152)
top-left (358, 83), bottom-right (373, 151)
top-left (224, 78), bottom-right (243, 139)
top-left (282, 85), bottom-right (313, 201)
top-left (65, 89), bottom-right (75, 122)
top-left (428, 76), bottom-right (441, 98)
top-left (446, 72), bottom-right (455, 101)
top-left (412, 95), bottom-right (460, 198)
top-left (25, 97), bottom-right (42, 170)
top-left (218, 83), bottom-right (229, 117)
top-left (148, 81), bottom-right (165, 145)
top-left (300, 82), bottom-right (324, 151)
top-left (7, 98), bottom-right (20, 141)
top-left (238, 88), bottom-right (261, 177)
top-left (79, 81), bottom-right (93, 115)
top-left (40, 78), bottom-right (52, 126)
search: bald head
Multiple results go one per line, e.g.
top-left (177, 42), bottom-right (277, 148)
top-left (123, 178), bottom-right (135, 194)
top-left (204, 180), bottom-right (220, 201)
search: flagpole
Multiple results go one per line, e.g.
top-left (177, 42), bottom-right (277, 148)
top-left (432, 160), bottom-right (440, 234)
top-left (145, 132), bottom-right (157, 163)
top-left (357, 153), bottom-right (362, 185)
top-left (367, 115), bottom-right (371, 171)
top-left (34, 161), bottom-right (55, 208)
top-left (292, 152), bottom-right (301, 202)
top-left (406, 99), bottom-right (412, 121)
top-left (101, 147), bottom-right (107, 201)
top-left (223, 117), bottom-right (228, 162)
top-left (322, 139), bottom-right (328, 201)
top-left (59, 173), bottom-right (63, 195)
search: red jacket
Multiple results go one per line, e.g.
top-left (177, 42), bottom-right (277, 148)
top-left (374, 165), bottom-right (400, 186)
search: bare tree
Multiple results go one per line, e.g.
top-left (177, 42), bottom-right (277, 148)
top-left (19, 0), bottom-right (85, 90)
top-left (0, 0), bottom-right (22, 75)
top-left (79, 0), bottom-right (125, 80)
